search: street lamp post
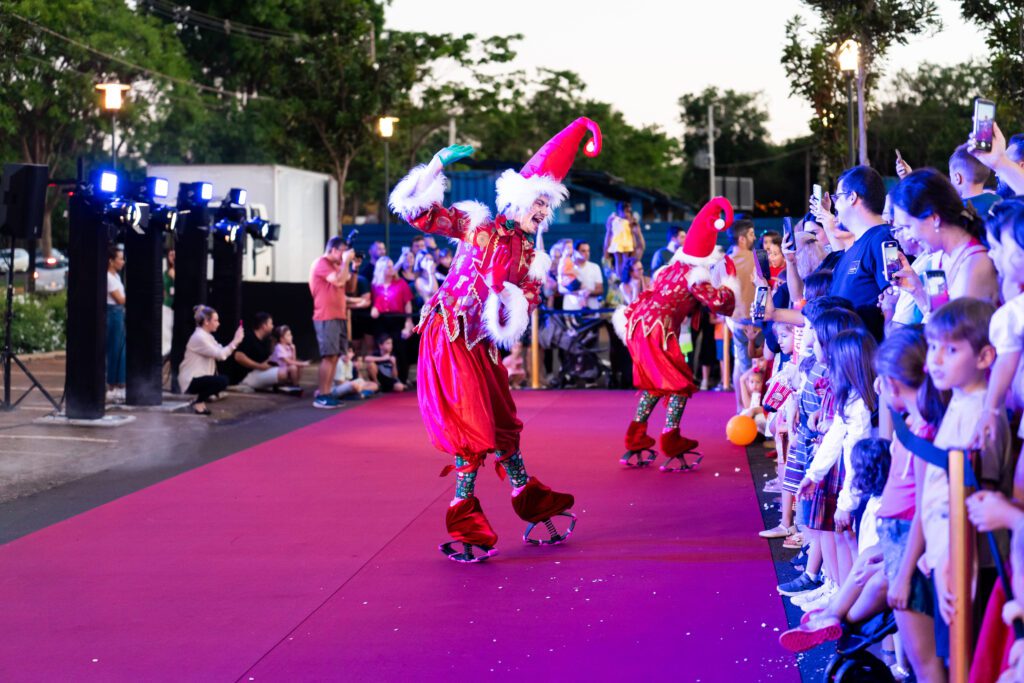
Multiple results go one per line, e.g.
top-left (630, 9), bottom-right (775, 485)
top-left (95, 83), bottom-right (130, 169)
top-left (837, 40), bottom-right (860, 168)
top-left (378, 116), bottom-right (399, 254)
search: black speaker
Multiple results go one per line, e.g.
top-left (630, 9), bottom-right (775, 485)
top-left (0, 164), bottom-right (48, 240)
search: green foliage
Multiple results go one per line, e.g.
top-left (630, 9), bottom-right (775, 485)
top-left (780, 1), bottom-right (942, 179)
top-left (957, 1), bottom-right (1024, 129)
top-left (869, 61), bottom-right (993, 175)
top-left (11, 291), bottom-right (66, 354)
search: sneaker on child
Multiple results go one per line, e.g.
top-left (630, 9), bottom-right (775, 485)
top-left (777, 572), bottom-right (823, 596)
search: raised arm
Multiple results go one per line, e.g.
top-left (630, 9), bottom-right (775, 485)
top-left (389, 145), bottom-right (484, 241)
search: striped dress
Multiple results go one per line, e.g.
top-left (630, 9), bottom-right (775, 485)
top-left (781, 360), bottom-right (829, 494)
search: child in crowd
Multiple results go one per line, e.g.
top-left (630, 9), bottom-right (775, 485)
top-left (503, 340), bottom-right (527, 389)
top-left (332, 346), bottom-right (378, 399)
top-left (760, 322), bottom-right (798, 539)
top-left (366, 334), bottom-right (407, 393)
top-left (919, 298), bottom-right (1011, 662)
top-left (798, 314), bottom-right (873, 598)
top-left (775, 297), bottom-right (853, 600)
top-left (780, 437), bottom-right (892, 653)
top-left (739, 369), bottom-right (767, 435)
top-left (874, 325), bottom-right (947, 683)
top-left (269, 325), bottom-right (309, 385)
top-left (975, 199), bottom-right (1024, 455)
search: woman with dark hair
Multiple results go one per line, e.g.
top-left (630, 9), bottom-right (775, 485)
top-left (890, 168), bottom-right (1000, 310)
top-left (617, 257), bottom-right (647, 305)
top-left (105, 246), bottom-right (127, 400)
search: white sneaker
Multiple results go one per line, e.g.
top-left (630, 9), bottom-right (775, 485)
top-left (799, 582), bottom-right (838, 612)
top-left (790, 579), bottom-right (832, 606)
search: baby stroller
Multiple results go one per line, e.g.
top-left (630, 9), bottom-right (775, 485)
top-left (540, 310), bottom-right (610, 388)
top-left (822, 611), bottom-right (898, 682)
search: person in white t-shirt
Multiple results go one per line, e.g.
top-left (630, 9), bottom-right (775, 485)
top-left (106, 247), bottom-right (126, 399)
top-left (559, 240), bottom-right (603, 311)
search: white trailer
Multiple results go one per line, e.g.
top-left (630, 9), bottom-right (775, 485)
top-left (145, 164), bottom-right (338, 284)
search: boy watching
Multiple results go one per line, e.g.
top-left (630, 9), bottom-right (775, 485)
top-left (919, 298), bottom-right (1012, 659)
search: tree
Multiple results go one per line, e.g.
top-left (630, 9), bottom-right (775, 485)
top-left (958, 1), bottom-right (1024, 130)
top-left (781, 1), bottom-right (942, 179)
top-left (869, 61), bottom-right (993, 175)
top-left (0, 1), bottom-right (193, 254)
top-left (678, 87), bottom-right (773, 204)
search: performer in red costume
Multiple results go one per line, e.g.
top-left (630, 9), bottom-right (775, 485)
top-left (389, 117), bottom-right (601, 563)
top-left (613, 197), bottom-right (741, 471)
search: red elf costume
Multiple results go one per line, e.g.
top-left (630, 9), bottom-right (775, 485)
top-left (389, 117), bottom-right (601, 562)
top-left (613, 197), bottom-right (740, 470)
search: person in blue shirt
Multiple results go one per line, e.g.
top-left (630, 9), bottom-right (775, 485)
top-left (823, 166), bottom-right (893, 341)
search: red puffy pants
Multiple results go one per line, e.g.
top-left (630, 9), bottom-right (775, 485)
top-left (416, 315), bottom-right (522, 465)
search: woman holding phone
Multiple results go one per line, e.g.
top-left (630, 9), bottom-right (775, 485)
top-left (888, 169), bottom-right (1000, 312)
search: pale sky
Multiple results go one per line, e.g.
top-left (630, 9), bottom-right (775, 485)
top-left (386, 0), bottom-right (987, 144)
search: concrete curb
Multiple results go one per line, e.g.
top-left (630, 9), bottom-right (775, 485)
top-left (21, 350), bottom-right (66, 361)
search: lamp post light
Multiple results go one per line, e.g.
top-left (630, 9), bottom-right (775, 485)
top-left (378, 116), bottom-right (399, 253)
top-left (96, 82), bottom-right (130, 170)
top-left (837, 40), bottom-right (860, 168)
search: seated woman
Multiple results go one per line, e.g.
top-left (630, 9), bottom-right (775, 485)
top-left (178, 305), bottom-right (244, 415)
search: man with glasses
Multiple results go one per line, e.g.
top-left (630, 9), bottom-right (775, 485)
top-left (822, 166), bottom-right (893, 340)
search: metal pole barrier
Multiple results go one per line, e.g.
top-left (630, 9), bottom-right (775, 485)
top-left (722, 324), bottom-right (732, 390)
top-left (530, 308), bottom-right (540, 389)
top-left (948, 448), bottom-right (973, 683)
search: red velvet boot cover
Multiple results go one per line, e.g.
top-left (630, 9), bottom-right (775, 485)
top-left (446, 496), bottom-right (498, 547)
top-left (511, 477), bottom-right (575, 524)
top-left (659, 429), bottom-right (699, 457)
top-left (625, 420), bottom-right (656, 451)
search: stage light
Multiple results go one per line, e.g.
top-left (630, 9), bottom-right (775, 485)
top-left (149, 205), bottom-right (178, 233)
top-left (148, 177), bottom-right (169, 199)
top-left (228, 188), bottom-right (247, 206)
top-left (212, 218), bottom-right (242, 243)
top-left (200, 183), bottom-right (213, 201)
top-left (98, 171), bottom-right (118, 194)
top-left (244, 216), bottom-right (281, 243)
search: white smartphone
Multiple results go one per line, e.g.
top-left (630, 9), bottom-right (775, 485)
top-left (812, 184), bottom-right (823, 202)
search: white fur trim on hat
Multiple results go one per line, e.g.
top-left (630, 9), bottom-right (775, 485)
top-left (495, 169), bottom-right (569, 215)
top-left (611, 306), bottom-right (628, 343)
top-left (684, 266), bottom-right (711, 287)
top-left (527, 250), bottom-right (552, 282)
top-left (452, 200), bottom-right (491, 233)
top-left (389, 164), bottom-right (446, 222)
top-left (671, 248), bottom-right (724, 269)
top-left (483, 282), bottom-right (529, 350)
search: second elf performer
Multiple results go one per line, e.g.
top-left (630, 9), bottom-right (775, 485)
top-left (613, 197), bottom-right (740, 470)
top-left (389, 117), bottom-right (602, 563)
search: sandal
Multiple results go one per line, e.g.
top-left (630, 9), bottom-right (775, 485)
top-left (759, 524), bottom-right (796, 539)
top-left (190, 401), bottom-right (212, 416)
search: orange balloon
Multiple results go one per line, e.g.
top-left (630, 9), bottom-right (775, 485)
top-left (726, 415), bottom-right (758, 446)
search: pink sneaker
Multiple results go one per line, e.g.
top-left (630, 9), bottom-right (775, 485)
top-left (778, 616), bottom-right (842, 653)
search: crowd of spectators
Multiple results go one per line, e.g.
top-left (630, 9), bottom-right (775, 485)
top-left (732, 123), bottom-right (1024, 682)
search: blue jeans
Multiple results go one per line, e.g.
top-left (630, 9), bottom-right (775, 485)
top-left (106, 304), bottom-right (126, 385)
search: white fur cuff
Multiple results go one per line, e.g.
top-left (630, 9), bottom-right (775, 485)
top-left (528, 251), bottom-right (552, 282)
top-left (611, 306), bottom-right (628, 343)
top-left (719, 274), bottom-right (742, 306)
top-left (684, 266), bottom-right (711, 287)
top-left (484, 282), bottom-right (530, 350)
top-left (452, 200), bottom-right (491, 234)
top-left (389, 164), bottom-right (447, 221)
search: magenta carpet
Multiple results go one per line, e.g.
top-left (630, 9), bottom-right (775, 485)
top-left (0, 391), bottom-right (798, 682)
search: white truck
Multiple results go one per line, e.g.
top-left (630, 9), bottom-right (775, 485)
top-left (145, 164), bottom-right (339, 283)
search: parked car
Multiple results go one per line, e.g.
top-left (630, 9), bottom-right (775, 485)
top-left (33, 254), bottom-right (67, 292)
top-left (0, 248), bottom-right (29, 273)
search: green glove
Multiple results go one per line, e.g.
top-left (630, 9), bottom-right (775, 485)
top-left (435, 144), bottom-right (474, 167)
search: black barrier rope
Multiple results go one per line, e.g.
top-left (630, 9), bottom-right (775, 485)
top-left (890, 407), bottom-right (1024, 640)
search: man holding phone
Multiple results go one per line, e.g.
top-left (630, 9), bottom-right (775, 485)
top-left (826, 166), bottom-right (893, 340)
top-left (726, 219), bottom-right (757, 411)
top-left (309, 235), bottom-right (354, 408)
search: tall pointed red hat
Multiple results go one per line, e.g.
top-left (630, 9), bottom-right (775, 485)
top-left (673, 196), bottom-right (734, 266)
top-left (495, 117), bottom-right (602, 215)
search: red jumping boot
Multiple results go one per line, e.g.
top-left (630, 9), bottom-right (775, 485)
top-left (658, 429), bottom-right (703, 472)
top-left (621, 420), bottom-right (657, 467)
top-left (439, 496), bottom-right (499, 563)
top-left (511, 477), bottom-right (577, 545)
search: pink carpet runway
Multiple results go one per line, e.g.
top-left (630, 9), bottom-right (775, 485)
top-left (0, 391), bottom-right (797, 682)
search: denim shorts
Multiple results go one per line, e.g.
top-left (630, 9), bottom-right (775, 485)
top-left (877, 516), bottom-right (933, 617)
